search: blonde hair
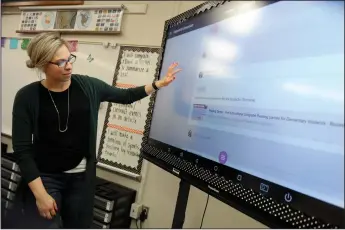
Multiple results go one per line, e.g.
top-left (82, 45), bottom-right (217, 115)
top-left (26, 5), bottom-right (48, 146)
top-left (26, 32), bottom-right (70, 69)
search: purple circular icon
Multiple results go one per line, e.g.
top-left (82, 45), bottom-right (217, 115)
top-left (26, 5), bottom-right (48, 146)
top-left (218, 151), bottom-right (228, 164)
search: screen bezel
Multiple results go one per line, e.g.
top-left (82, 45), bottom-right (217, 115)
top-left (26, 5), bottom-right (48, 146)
top-left (141, 1), bottom-right (344, 228)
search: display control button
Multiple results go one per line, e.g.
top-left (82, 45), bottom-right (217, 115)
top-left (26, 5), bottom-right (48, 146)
top-left (284, 193), bottom-right (292, 202)
top-left (260, 183), bottom-right (269, 193)
top-left (237, 175), bottom-right (242, 181)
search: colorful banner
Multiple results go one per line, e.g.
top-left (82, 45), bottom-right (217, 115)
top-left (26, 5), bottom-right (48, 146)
top-left (21, 39), bottom-right (30, 50)
top-left (1, 37), bottom-right (5, 48)
top-left (68, 40), bottom-right (78, 52)
top-left (9, 38), bottom-right (18, 49)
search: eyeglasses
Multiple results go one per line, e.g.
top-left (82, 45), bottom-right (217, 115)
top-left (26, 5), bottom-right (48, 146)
top-left (49, 54), bottom-right (77, 68)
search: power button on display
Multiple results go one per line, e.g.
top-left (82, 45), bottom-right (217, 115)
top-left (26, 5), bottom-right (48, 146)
top-left (284, 193), bottom-right (292, 203)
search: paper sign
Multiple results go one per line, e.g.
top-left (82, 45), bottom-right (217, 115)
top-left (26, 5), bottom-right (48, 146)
top-left (97, 46), bottom-right (161, 176)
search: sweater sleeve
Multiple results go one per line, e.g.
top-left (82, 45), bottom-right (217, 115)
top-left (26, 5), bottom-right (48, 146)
top-left (90, 77), bottom-right (149, 104)
top-left (12, 88), bottom-right (40, 184)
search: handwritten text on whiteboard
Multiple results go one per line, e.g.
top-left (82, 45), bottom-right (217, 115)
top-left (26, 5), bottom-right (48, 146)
top-left (99, 48), bottom-right (159, 170)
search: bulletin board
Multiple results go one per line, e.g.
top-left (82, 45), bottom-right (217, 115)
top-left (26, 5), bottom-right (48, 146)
top-left (97, 46), bottom-right (161, 180)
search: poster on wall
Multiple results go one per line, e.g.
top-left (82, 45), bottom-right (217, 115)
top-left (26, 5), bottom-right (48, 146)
top-left (18, 7), bottom-right (124, 33)
top-left (97, 45), bottom-right (161, 180)
top-left (20, 11), bottom-right (57, 31)
top-left (75, 9), bottom-right (124, 32)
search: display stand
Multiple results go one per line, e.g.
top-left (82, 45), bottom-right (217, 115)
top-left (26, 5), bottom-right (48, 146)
top-left (171, 179), bottom-right (191, 228)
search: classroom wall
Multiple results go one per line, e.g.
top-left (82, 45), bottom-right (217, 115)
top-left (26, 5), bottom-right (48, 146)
top-left (1, 1), bottom-right (267, 228)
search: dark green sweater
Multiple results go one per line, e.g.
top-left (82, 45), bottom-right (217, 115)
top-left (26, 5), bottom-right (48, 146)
top-left (12, 74), bottom-right (148, 184)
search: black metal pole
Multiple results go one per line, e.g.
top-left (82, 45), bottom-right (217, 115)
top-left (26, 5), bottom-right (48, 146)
top-left (172, 179), bottom-right (191, 229)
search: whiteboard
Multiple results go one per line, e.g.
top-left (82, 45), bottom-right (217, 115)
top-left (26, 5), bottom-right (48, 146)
top-left (1, 38), bottom-right (117, 150)
top-left (2, 39), bottom-right (40, 136)
top-left (97, 46), bottom-right (161, 179)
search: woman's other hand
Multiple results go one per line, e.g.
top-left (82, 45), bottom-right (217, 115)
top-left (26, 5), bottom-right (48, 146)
top-left (35, 192), bottom-right (58, 219)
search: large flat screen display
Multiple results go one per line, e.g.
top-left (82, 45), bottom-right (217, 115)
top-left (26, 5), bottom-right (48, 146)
top-left (148, 0), bottom-right (344, 225)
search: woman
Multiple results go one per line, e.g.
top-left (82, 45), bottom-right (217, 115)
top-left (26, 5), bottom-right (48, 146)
top-left (10, 32), bottom-right (181, 228)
